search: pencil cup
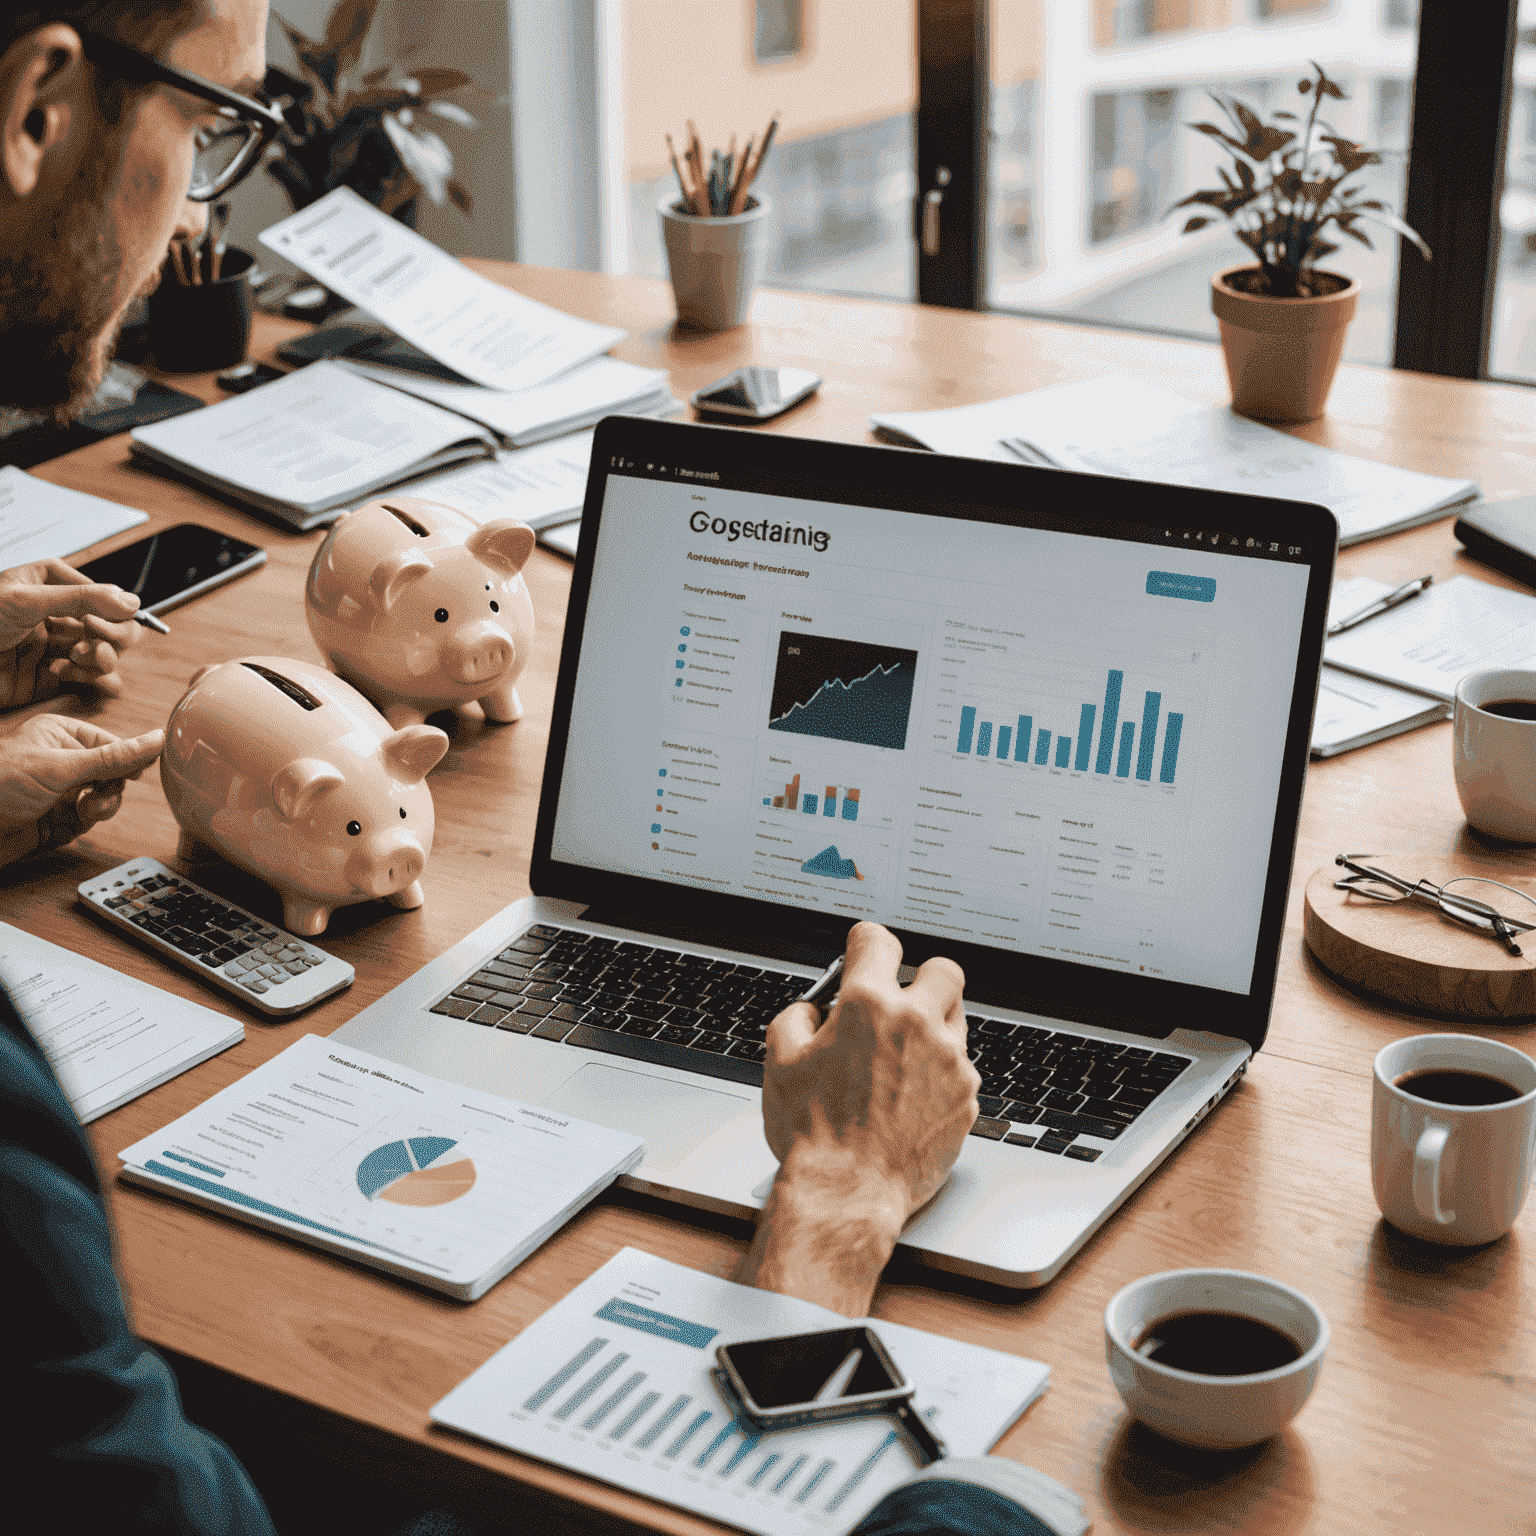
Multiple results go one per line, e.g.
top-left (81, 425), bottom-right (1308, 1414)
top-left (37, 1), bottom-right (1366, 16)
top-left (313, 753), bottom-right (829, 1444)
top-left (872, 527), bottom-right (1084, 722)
top-left (146, 246), bottom-right (255, 373)
top-left (659, 195), bottom-right (771, 332)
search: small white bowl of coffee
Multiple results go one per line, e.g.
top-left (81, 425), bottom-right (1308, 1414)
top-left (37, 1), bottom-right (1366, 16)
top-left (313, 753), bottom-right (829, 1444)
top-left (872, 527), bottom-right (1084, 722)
top-left (1104, 1269), bottom-right (1328, 1448)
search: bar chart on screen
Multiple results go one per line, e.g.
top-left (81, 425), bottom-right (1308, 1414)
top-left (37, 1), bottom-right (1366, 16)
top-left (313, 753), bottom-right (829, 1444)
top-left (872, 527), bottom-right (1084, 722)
top-left (431, 1249), bottom-right (1049, 1536)
top-left (933, 626), bottom-right (1200, 791)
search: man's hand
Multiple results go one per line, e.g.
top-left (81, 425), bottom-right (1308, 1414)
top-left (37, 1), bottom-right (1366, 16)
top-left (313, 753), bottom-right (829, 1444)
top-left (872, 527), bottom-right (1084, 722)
top-left (737, 922), bottom-right (978, 1314)
top-left (0, 715), bottom-right (164, 867)
top-left (0, 558), bottom-right (144, 708)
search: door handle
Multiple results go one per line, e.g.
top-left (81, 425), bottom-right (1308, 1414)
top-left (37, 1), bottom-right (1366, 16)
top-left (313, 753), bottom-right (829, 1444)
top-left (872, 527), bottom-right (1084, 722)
top-left (919, 166), bottom-right (951, 258)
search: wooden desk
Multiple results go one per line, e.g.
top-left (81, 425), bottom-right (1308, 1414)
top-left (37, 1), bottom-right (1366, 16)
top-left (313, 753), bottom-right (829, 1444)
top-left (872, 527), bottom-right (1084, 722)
top-left (10, 270), bottom-right (1534, 1535)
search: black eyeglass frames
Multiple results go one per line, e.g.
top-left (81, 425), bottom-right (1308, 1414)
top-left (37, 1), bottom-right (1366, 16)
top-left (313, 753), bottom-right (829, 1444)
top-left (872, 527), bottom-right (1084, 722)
top-left (78, 31), bottom-right (283, 201)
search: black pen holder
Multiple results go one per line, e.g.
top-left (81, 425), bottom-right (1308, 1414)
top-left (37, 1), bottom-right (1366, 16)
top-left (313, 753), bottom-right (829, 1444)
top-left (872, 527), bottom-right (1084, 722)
top-left (146, 246), bottom-right (255, 373)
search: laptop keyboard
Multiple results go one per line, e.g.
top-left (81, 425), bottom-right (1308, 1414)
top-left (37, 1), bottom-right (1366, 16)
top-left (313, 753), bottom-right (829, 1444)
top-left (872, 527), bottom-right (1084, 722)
top-left (965, 1016), bottom-right (1190, 1161)
top-left (429, 925), bottom-right (1189, 1158)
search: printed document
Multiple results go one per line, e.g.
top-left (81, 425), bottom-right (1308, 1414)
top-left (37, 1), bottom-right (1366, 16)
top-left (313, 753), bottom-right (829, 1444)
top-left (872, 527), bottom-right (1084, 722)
top-left (1312, 577), bottom-right (1451, 755)
top-left (336, 355), bottom-right (671, 447)
top-left (401, 432), bottom-right (593, 529)
top-left (1324, 574), bottom-right (1536, 702)
top-left (432, 1247), bottom-right (1048, 1536)
top-left (129, 361), bottom-right (497, 528)
top-left (871, 374), bottom-right (1478, 547)
top-left (0, 921), bottom-right (241, 1123)
top-left (260, 188), bottom-right (624, 392)
top-left (0, 465), bottom-right (147, 566)
top-left (119, 1035), bottom-right (644, 1300)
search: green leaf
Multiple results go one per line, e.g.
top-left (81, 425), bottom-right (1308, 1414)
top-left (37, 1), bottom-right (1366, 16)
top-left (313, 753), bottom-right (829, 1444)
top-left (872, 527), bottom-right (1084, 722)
top-left (1274, 110), bottom-right (1298, 120)
top-left (406, 67), bottom-right (472, 96)
top-left (1342, 224), bottom-right (1375, 248)
top-left (1298, 77), bottom-right (1312, 94)
top-left (325, 0), bottom-right (380, 76)
top-left (447, 179), bottom-right (475, 216)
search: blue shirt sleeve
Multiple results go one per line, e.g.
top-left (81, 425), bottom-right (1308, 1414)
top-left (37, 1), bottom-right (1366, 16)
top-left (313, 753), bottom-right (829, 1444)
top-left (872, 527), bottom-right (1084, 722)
top-left (0, 987), bottom-right (277, 1534)
top-left (850, 1476), bottom-right (1057, 1536)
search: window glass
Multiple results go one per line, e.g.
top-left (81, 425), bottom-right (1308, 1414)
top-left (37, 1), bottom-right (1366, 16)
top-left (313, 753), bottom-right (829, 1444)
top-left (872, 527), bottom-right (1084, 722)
top-left (1487, 0), bottom-right (1536, 382)
top-left (987, 1), bottom-right (1419, 367)
top-left (622, 0), bottom-right (916, 301)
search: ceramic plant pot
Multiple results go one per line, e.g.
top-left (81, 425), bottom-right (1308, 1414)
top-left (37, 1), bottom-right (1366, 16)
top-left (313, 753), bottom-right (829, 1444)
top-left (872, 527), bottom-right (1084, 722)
top-left (1210, 263), bottom-right (1359, 424)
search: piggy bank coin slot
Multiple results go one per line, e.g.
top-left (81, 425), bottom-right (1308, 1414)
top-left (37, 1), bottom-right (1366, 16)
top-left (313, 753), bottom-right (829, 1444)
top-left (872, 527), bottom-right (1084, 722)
top-left (241, 662), bottom-right (320, 711)
top-left (382, 504), bottom-right (430, 537)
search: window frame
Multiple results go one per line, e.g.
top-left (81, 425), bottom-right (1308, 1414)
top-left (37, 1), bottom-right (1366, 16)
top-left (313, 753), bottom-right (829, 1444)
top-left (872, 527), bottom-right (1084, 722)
top-left (916, 0), bottom-right (1524, 382)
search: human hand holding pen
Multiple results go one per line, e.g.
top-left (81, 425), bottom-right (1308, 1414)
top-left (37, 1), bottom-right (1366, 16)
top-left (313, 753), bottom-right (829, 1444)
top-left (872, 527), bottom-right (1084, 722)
top-left (1327, 574), bottom-right (1433, 636)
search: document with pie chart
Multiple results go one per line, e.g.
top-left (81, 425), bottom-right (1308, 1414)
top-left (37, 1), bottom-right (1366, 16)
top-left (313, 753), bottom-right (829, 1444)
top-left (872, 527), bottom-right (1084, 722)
top-left (119, 1034), bottom-right (644, 1300)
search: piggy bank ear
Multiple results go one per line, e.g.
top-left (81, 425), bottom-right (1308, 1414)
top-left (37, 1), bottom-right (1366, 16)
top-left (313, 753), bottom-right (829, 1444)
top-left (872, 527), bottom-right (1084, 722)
top-left (368, 548), bottom-right (434, 613)
top-left (272, 758), bottom-right (345, 822)
top-left (381, 723), bottom-right (449, 784)
top-left (465, 518), bottom-right (536, 577)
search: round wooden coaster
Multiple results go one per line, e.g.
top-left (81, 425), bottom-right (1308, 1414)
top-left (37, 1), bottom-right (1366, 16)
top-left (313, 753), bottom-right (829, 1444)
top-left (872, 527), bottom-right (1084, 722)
top-left (1304, 857), bottom-right (1536, 1020)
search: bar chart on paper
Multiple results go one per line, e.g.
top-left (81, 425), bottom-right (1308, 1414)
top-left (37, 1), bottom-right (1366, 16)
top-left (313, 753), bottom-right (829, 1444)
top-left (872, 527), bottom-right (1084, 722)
top-left (430, 1249), bottom-right (1049, 1536)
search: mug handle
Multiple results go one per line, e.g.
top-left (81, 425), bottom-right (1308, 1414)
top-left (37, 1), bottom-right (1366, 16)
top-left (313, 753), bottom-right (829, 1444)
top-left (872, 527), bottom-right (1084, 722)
top-left (1412, 1123), bottom-right (1456, 1225)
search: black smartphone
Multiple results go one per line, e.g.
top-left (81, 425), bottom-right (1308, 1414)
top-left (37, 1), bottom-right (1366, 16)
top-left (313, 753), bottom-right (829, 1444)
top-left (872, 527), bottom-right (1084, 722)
top-left (216, 360), bottom-right (288, 393)
top-left (691, 366), bottom-right (822, 422)
top-left (78, 524), bottom-right (266, 615)
top-left (716, 1326), bottom-right (911, 1426)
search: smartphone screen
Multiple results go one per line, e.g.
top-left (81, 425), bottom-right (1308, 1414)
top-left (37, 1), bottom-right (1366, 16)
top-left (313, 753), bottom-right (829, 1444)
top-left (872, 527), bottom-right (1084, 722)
top-left (79, 524), bottom-right (264, 613)
top-left (719, 1327), bottom-right (906, 1413)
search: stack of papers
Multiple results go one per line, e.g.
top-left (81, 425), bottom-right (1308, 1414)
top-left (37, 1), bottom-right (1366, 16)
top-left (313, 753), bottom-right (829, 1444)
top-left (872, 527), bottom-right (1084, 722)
top-left (336, 354), bottom-right (673, 448)
top-left (0, 921), bottom-right (242, 1123)
top-left (432, 1247), bottom-right (1049, 1535)
top-left (872, 374), bottom-right (1479, 548)
top-left (119, 1035), bottom-right (644, 1300)
top-left (129, 362), bottom-right (498, 530)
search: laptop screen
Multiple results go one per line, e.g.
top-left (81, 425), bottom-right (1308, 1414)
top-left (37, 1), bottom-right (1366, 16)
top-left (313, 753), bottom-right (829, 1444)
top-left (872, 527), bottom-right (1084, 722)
top-left (536, 420), bottom-right (1333, 1040)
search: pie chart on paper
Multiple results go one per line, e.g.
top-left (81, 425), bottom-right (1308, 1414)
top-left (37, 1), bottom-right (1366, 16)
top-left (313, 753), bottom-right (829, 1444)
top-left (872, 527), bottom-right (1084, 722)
top-left (356, 1136), bottom-right (477, 1207)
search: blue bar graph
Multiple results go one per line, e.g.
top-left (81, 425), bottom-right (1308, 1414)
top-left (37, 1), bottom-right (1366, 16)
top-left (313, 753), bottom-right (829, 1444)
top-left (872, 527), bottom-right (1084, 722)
top-left (1096, 670), bottom-right (1123, 774)
top-left (823, 788), bottom-right (836, 816)
top-left (956, 669), bottom-right (1185, 785)
top-left (1160, 712), bottom-right (1183, 783)
top-left (554, 1352), bottom-right (629, 1420)
top-left (749, 1454), bottom-right (781, 1488)
top-left (773, 1455), bottom-right (809, 1494)
top-left (721, 1431), bottom-right (761, 1476)
top-left (524, 1338), bottom-right (608, 1413)
top-left (958, 705), bottom-right (976, 754)
top-left (1136, 691), bottom-right (1162, 781)
top-left (1074, 704), bottom-right (1096, 771)
top-left (610, 1391), bottom-right (661, 1440)
top-left (803, 793), bottom-right (817, 815)
top-left (797, 1460), bottom-right (837, 1503)
top-left (634, 1395), bottom-right (689, 1450)
top-left (842, 795), bottom-right (859, 821)
top-left (664, 1408), bottom-right (713, 1458)
top-left (583, 1370), bottom-right (644, 1430)
top-left (696, 1420), bottom-right (742, 1469)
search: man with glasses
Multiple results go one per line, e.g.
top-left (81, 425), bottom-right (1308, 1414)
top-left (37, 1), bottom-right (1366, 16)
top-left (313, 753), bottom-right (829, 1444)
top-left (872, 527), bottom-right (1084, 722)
top-left (0, 7), bottom-right (1085, 1536)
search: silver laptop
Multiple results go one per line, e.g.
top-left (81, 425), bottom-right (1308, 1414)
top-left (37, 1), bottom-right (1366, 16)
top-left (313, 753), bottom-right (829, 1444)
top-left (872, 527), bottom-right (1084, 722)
top-left (335, 416), bottom-right (1335, 1288)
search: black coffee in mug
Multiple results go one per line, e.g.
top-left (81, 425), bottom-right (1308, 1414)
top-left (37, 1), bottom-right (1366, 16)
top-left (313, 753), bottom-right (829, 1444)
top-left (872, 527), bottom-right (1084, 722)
top-left (1393, 1068), bottom-right (1521, 1106)
top-left (1480, 698), bottom-right (1536, 720)
top-left (1133, 1311), bottom-right (1303, 1375)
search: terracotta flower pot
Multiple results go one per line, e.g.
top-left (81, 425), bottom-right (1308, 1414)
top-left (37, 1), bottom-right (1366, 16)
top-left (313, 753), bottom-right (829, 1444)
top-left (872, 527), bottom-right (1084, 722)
top-left (1210, 264), bottom-right (1359, 424)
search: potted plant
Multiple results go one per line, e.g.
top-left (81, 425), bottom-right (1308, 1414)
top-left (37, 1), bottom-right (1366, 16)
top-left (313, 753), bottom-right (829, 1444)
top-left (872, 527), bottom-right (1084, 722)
top-left (263, 0), bottom-right (488, 226)
top-left (1172, 63), bottom-right (1429, 423)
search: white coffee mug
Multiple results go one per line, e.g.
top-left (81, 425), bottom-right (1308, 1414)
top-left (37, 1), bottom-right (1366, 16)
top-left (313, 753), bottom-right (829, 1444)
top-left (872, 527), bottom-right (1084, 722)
top-left (1453, 669), bottom-right (1536, 841)
top-left (1103, 1268), bottom-right (1328, 1449)
top-left (1372, 1033), bottom-right (1536, 1245)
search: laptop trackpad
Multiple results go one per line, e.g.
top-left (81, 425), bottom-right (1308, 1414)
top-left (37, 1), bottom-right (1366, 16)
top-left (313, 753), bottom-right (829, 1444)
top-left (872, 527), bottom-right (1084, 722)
top-left (544, 1064), bottom-right (752, 1173)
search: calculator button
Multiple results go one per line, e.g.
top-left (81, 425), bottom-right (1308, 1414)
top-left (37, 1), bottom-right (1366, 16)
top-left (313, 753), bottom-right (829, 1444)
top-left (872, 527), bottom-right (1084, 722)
top-left (242, 977), bottom-right (270, 993)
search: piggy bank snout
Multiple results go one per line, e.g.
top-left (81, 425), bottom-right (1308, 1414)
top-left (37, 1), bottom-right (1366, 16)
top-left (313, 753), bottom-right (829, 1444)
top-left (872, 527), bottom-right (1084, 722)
top-left (346, 831), bottom-right (427, 898)
top-left (442, 621), bottom-right (514, 686)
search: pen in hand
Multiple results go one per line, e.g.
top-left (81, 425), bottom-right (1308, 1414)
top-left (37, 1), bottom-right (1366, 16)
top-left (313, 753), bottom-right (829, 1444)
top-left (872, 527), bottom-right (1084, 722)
top-left (130, 609), bottom-right (171, 635)
top-left (1327, 574), bottom-right (1433, 636)
top-left (797, 955), bottom-right (844, 1020)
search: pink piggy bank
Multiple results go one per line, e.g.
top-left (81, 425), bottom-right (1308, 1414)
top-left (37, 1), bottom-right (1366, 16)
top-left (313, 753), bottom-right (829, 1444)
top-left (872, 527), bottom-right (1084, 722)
top-left (160, 656), bottom-right (449, 936)
top-left (305, 497), bottom-right (537, 730)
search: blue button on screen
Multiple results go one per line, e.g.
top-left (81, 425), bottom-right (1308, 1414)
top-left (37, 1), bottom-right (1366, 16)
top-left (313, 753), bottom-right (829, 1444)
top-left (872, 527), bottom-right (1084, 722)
top-left (1147, 570), bottom-right (1216, 602)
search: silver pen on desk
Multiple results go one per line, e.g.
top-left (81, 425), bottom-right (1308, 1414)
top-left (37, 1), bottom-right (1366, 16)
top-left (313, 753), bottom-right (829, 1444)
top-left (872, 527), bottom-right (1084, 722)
top-left (131, 609), bottom-right (171, 635)
top-left (1327, 574), bottom-right (1433, 637)
top-left (797, 955), bottom-right (844, 1019)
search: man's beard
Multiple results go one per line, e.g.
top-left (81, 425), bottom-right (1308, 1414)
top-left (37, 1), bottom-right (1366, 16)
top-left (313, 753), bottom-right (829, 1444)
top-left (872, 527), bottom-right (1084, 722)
top-left (0, 142), bottom-right (133, 422)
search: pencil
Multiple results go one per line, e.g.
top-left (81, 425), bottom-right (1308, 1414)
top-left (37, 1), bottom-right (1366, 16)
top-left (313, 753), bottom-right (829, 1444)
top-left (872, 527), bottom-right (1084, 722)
top-left (666, 132), bottom-right (693, 208)
top-left (728, 134), bottom-right (756, 214)
top-left (167, 239), bottom-right (188, 286)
